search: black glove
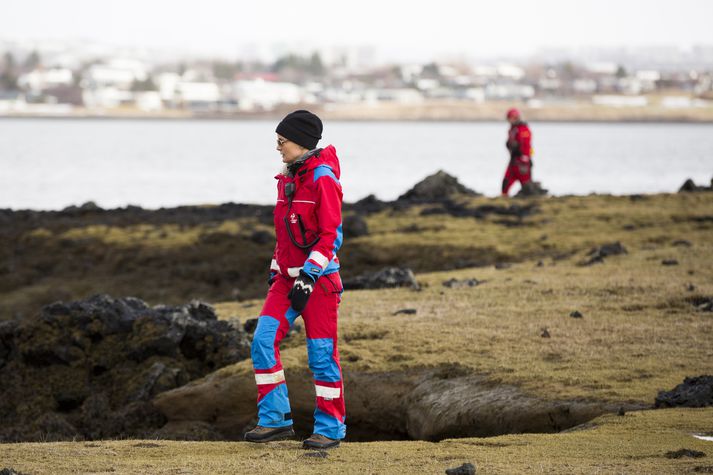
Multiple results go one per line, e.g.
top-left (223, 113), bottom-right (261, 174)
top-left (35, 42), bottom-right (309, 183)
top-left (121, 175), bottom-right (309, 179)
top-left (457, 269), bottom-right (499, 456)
top-left (288, 270), bottom-right (316, 313)
top-left (268, 271), bottom-right (277, 287)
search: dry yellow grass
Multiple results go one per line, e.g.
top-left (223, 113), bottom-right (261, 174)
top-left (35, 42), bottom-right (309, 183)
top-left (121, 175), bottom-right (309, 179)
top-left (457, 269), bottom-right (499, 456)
top-left (3, 192), bottom-right (713, 473)
top-left (218, 214), bottom-right (713, 403)
top-left (1, 408), bottom-right (711, 474)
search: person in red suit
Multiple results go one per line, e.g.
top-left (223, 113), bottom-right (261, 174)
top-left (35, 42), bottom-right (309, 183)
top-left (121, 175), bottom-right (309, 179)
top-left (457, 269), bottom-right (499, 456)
top-left (244, 110), bottom-right (346, 450)
top-left (502, 108), bottom-right (534, 196)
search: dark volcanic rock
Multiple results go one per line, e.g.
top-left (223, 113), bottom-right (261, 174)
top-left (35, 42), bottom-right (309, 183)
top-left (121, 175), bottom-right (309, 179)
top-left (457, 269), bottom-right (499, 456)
top-left (249, 230), bottom-right (273, 245)
top-left (343, 214), bottom-right (369, 237)
top-left (243, 318), bottom-right (259, 334)
top-left (679, 177), bottom-right (713, 193)
top-left (343, 267), bottom-right (419, 290)
top-left (0, 295), bottom-right (250, 442)
top-left (347, 194), bottom-right (390, 215)
top-left (515, 181), bottom-right (548, 197)
top-left (665, 449), bottom-right (706, 459)
top-left (398, 170), bottom-right (479, 203)
top-left (392, 308), bottom-right (417, 316)
top-left (580, 242), bottom-right (628, 266)
top-left (445, 463), bottom-right (476, 475)
top-left (689, 296), bottom-right (713, 312)
top-left (655, 375), bottom-right (713, 408)
top-left (420, 199), bottom-right (538, 221)
top-left (442, 278), bottom-right (482, 288)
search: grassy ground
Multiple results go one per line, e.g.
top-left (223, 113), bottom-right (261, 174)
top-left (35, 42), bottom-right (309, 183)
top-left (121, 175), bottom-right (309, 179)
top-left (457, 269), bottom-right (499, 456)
top-left (3, 192), bottom-right (711, 321)
top-left (1, 408), bottom-right (711, 474)
top-left (2, 192), bottom-right (712, 472)
top-left (215, 192), bottom-right (713, 404)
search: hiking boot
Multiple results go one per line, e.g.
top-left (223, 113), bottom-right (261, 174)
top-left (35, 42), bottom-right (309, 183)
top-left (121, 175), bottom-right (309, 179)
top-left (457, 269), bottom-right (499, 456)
top-left (244, 425), bottom-right (295, 443)
top-left (302, 433), bottom-right (340, 449)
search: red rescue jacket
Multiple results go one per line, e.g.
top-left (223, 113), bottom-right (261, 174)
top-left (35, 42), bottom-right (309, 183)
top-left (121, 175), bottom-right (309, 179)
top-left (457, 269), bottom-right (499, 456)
top-left (270, 145), bottom-right (343, 279)
top-left (506, 121), bottom-right (533, 161)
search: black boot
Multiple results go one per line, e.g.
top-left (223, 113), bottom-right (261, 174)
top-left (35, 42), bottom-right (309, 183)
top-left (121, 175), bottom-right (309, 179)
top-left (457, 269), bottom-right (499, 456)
top-left (244, 425), bottom-right (295, 443)
top-left (302, 433), bottom-right (340, 449)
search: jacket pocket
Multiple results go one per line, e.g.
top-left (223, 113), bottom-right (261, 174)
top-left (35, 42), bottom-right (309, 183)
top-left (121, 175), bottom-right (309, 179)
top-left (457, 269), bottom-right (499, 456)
top-left (320, 273), bottom-right (344, 303)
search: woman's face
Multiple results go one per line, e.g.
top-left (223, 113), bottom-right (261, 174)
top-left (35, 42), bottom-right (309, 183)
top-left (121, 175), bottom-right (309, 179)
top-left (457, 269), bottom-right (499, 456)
top-left (276, 135), bottom-right (307, 164)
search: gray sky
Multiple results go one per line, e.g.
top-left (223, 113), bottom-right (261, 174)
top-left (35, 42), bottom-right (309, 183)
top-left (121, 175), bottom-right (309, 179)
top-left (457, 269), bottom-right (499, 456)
top-left (4, 0), bottom-right (713, 60)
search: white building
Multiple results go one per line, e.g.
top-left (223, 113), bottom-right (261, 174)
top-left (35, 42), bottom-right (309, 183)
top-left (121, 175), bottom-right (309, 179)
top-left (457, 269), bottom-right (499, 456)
top-left (573, 79), bottom-right (597, 95)
top-left (496, 64), bottom-right (525, 80)
top-left (231, 78), bottom-right (302, 111)
top-left (82, 87), bottom-right (133, 109)
top-left (175, 82), bottom-right (221, 107)
top-left (84, 59), bottom-right (148, 89)
top-left (485, 84), bottom-right (535, 100)
top-left (18, 68), bottom-right (74, 93)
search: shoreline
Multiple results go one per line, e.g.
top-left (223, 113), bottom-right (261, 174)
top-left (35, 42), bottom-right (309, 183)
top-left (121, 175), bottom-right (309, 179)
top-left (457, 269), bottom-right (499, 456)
top-left (0, 189), bottom-right (696, 213)
top-left (2, 100), bottom-right (713, 123)
top-left (3, 113), bottom-right (713, 124)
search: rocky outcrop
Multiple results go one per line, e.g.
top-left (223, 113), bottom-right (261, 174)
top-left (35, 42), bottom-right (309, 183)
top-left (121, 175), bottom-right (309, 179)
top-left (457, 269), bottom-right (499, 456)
top-left (343, 214), bottom-right (369, 237)
top-left (655, 376), bottom-right (713, 408)
top-left (515, 181), bottom-right (548, 197)
top-left (397, 170), bottom-right (480, 203)
top-left (342, 267), bottom-right (420, 290)
top-left (346, 194), bottom-right (390, 215)
top-left (0, 295), bottom-right (250, 442)
top-left (153, 364), bottom-right (645, 442)
top-left (679, 177), bottom-right (713, 193)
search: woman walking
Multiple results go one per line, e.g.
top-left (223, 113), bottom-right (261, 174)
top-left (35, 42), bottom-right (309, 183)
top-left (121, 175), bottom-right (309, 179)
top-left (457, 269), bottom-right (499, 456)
top-left (244, 110), bottom-right (346, 449)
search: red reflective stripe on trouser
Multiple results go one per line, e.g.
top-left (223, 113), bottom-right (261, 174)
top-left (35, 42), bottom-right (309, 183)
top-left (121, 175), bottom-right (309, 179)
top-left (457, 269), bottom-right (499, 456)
top-left (253, 273), bottom-right (345, 426)
top-left (502, 159), bottom-right (532, 194)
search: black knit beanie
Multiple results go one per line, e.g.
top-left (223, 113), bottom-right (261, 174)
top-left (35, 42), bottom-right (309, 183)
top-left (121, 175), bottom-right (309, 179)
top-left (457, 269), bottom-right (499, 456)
top-left (275, 110), bottom-right (323, 150)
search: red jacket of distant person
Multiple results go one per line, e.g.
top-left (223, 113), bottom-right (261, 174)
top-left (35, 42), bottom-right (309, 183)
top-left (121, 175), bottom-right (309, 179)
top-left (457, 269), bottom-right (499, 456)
top-left (506, 121), bottom-right (533, 161)
top-left (502, 109), bottom-right (533, 195)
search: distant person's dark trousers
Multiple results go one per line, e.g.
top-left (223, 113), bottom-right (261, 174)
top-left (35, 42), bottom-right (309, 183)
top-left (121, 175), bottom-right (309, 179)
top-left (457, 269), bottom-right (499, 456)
top-left (502, 156), bottom-right (532, 196)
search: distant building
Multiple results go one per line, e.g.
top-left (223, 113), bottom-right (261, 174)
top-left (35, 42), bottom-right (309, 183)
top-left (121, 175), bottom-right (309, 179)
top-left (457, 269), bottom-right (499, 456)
top-left (231, 78), bottom-right (302, 111)
top-left (84, 59), bottom-right (148, 89)
top-left (485, 84), bottom-right (535, 101)
top-left (573, 78), bottom-right (597, 95)
top-left (175, 81), bottom-right (221, 110)
top-left (18, 68), bottom-right (73, 93)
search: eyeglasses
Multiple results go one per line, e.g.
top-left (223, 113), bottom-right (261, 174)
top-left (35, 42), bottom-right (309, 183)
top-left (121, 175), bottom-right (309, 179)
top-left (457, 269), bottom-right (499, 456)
top-left (277, 137), bottom-right (289, 147)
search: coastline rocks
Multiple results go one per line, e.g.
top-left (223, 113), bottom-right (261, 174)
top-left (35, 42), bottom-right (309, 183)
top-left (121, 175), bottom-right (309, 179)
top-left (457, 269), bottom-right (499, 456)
top-left (343, 267), bottom-right (420, 290)
top-left (655, 375), bottom-right (713, 408)
top-left (679, 177), bottom-right (713, 193)
top-left (347, 194), bottom-right (390, 215)
top-left (420, 199), bottom-right (538, 221)
top-left (0, 295), bottom-right (250, 442)
top-left (397, 170), bottom-right (480, 203)
top-left (515, 181), bottom-right (548, 198)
